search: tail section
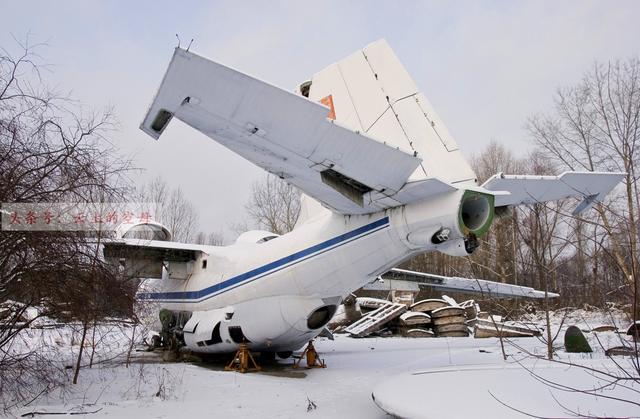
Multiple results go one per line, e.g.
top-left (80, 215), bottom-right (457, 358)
top-left (294, 193), bottom-right (331, 228)
top-left (306, 39), bottom-right (476, 186)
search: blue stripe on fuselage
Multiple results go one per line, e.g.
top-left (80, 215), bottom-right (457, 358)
top-left (137, 217), bottom-right (390, 302)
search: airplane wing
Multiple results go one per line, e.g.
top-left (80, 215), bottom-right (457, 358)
top-left (104, 238), bottom-right (209, 258)
top-left (141, 48), bottom-right (433, 215)
top-left (103, 239), bottom-right (209, 279)
top-left (482, 171), bottom-right (625, 215)
top-left (379, 268), bottom-right (558, 299)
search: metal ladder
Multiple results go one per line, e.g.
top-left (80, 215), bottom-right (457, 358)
top-left (344, 302), bottom-right (407, 337)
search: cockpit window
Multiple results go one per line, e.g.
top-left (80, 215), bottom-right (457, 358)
top-left (123, 224), bottom-right (170, 241)
top-left (257, 235), bottom-right (278, 243)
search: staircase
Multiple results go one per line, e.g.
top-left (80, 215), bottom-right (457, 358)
top-left (344, 302), bottom-right (407, 337)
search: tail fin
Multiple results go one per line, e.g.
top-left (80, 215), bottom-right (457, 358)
top-left (294, 193), bottom-right (331, 228)
top-left (306, 39), bottom-right (476, 186)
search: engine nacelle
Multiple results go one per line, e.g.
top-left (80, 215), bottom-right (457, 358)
top-left (437, 238), bottom-right (470, 257)
top-left (401, 188), bottom-right (494, 256)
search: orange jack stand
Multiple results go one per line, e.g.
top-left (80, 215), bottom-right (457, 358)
top-left (293, 341), bottom-right (326, 369)
top-left (225, 343), bottom-right (262, 373)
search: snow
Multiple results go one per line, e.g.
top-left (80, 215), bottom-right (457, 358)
top-left (522, 306), bottom-right (632, 332)
top-left (4, 311), bottom-right (639, 419)
top-left (441, 295), bottom-right (459, 307)
top-left (373, 360), bottom-right (640, 418)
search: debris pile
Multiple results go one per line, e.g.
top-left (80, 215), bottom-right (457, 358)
top-left (343, 300), bottom-right (407, 338)
top-left (334, 295), bottom-right (542, 339)
top-left (431, 306), bottom-right (468, 337)
top-left (473, 314), bottom-right (541, 338)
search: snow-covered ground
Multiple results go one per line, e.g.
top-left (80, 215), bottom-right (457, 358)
top-left (3, 311), bottom-right (639, 419)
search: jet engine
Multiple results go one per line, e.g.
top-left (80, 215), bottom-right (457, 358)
top-left (458, 190), bottom-right (494, 238)
top-left (435, 190), bottom-right (494, 256)
top-left (404, 189), bottom-right (495, 256)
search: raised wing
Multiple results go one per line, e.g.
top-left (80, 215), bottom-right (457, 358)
top-left (141, 48), bottom-right (428, 214)
top-left (380, 268), bottom-right (558, 299)
top-left (482, 171), bottom-right (625, 215)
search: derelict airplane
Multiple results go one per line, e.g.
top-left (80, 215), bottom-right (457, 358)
top-left (104, 39), bottom-right (623, 357)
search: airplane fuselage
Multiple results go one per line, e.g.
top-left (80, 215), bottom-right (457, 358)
top-left (129, 40), bottom-right (622, 355)
top-left (138, 188), bottom-right (488, 353)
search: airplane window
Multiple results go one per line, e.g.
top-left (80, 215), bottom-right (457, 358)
top-left (123, 224), bottom-right (170, 241)
top-left (257, 235), bottom-right (278, 243)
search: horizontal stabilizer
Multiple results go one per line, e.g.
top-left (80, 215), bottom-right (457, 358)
top-left (482, 171), bottom-right (625, 211)
top-left (384, 268), bottom-right (558, 299)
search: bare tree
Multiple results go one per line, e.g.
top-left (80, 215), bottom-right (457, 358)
top-left (528, 57), bottom-right (639, 319)
top-left (468, 141), bottom-right (526, 286)
top-left (0, 38), bottom-right (132, 407)
top-left (526, 57), bottom-right (640, 381)
top-left (194, 230), bottom-right (225, 246)
top-left (137, 176), bottom-right (199, 242)
top-left (245, 174), bottom-right (301, 235)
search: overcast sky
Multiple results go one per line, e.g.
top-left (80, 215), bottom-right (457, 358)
top-left (3, 1), bottom-right (640, 239)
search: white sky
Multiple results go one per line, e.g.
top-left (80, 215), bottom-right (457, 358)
top-left (3, 1), bottom-right (640, 238)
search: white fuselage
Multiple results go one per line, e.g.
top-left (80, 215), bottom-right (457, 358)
top-left (139, 189), bottom-right (469, 353)
top-left (133, 41), bottom-right (621, 355)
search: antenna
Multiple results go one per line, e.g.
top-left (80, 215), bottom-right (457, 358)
top-left (175, 34), bottom-right (181, 48)
top-left (186, 38), bottom-right (194, 52)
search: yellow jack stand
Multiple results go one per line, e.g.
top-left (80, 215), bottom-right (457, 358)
top-left (293, 341), bottom-right (326, 369)
top-left (225, 343), bottom-right (262, 373)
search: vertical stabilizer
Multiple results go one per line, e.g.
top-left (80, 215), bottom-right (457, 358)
top-left (307, 39), bottom-right (476, 185)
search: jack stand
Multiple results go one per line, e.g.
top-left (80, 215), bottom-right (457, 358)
top-left (293, 340), bottom-right (326, 369)
top-left (225, 343), bottom-right (261, 373)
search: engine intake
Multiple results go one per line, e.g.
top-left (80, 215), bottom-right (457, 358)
top-left (459, 191), bottom-right (494, 238)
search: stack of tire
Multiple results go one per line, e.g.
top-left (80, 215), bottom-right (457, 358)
top-left (409, 298), bottom-right (470, 337)
top-left (397, 311), bottom-right (434, 338)
top-left (430, 306), bottom-right (469, 337)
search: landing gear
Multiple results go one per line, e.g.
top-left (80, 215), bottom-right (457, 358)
top-left (225, 343), bottom-right (262, 373)
top-left (293, 341), bottom-right (326, 369)
top-left (464, 233), bottom-right (479, 254)
top-left (277, 351), bottom-right (293, 359)
top-left (259, 351), bottom-right (276, 364)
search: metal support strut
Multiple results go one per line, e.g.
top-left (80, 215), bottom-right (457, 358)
top-left (225, 343), bottom-right (262, 373)
top-left (293, 340), bottom-right (326, 369)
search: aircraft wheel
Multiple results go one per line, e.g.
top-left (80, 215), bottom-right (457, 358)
top-left (151, 335), bottom-right (161, 348)
top-left (259, 351), bottom-right (276, 363)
